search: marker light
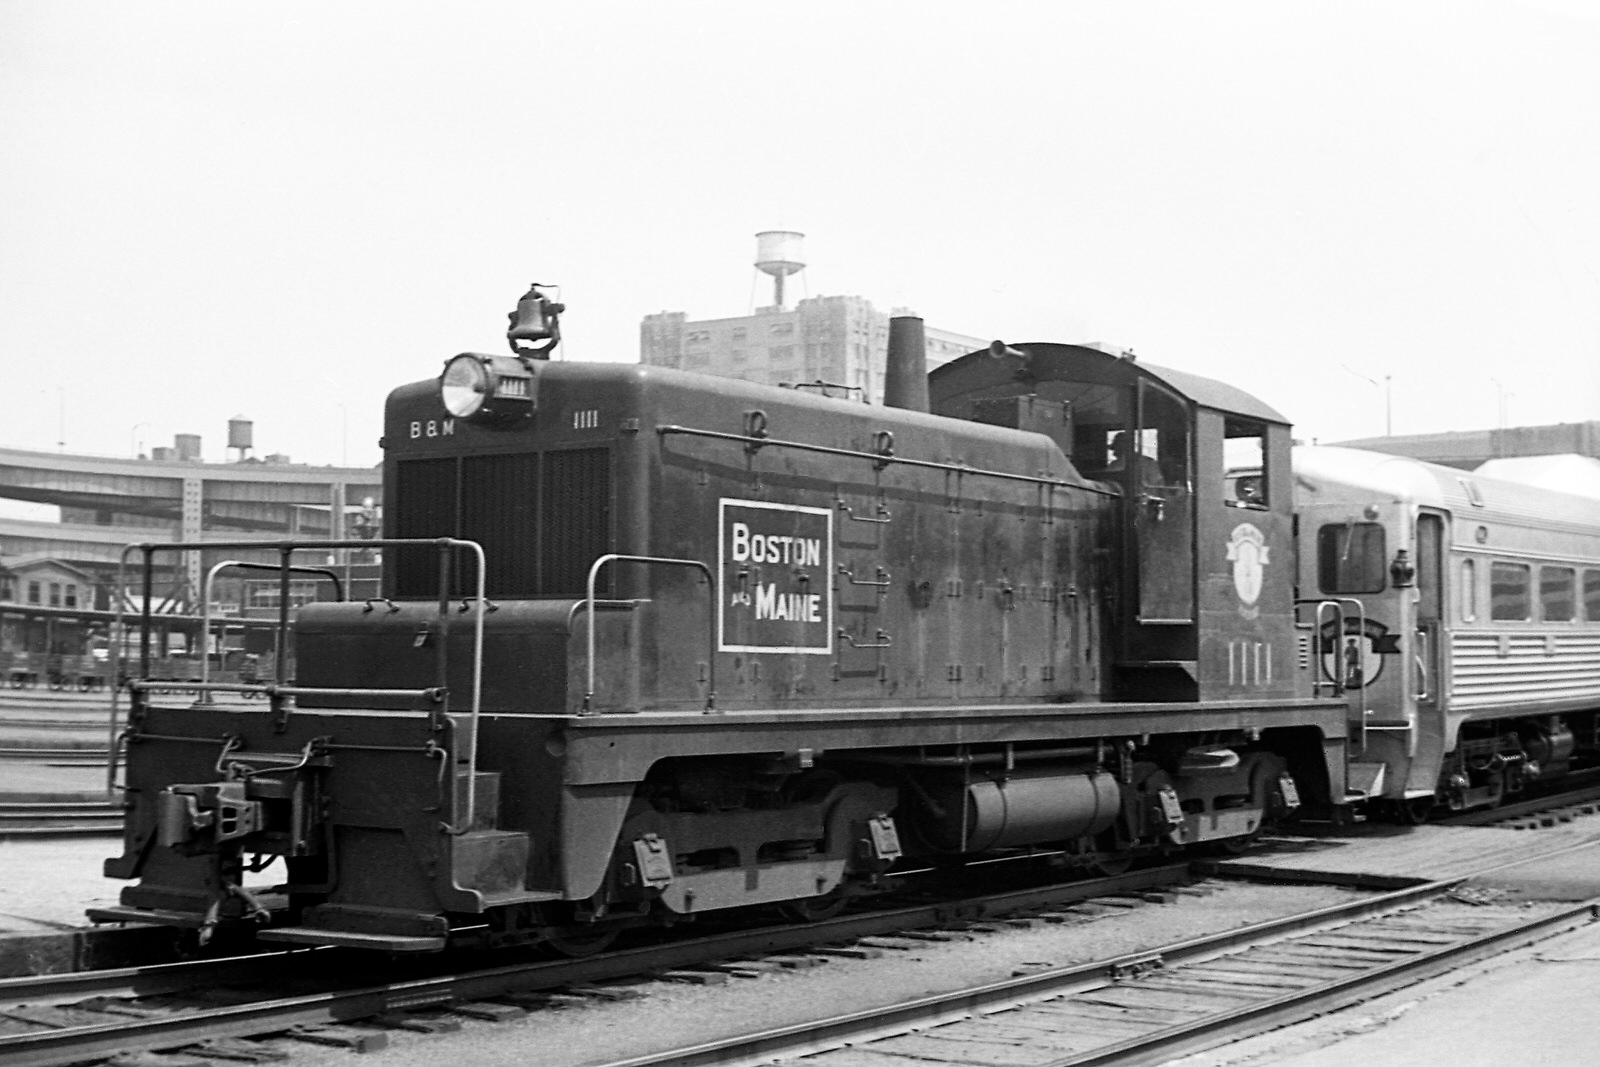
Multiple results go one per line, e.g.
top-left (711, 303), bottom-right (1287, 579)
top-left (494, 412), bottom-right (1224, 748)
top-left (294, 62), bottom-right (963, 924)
top-left (439, 353), bottom-right (536, 425)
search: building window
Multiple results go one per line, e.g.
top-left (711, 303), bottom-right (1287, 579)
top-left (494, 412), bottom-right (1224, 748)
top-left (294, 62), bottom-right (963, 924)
top-left (1541, 566), bottom-right (1576, 622)
top-left (731, 327), bottom-right (746, 340)
top-left (0, 575), bottom-right (12, 601)
top-left (27, 581), bottom-right (41, 604)
top-left (1585, 570), bottom-right (1600, 623)
top-left (1317, 523), bottom-right (1386, 594)
top-left (1490, 561), bottom-right (1531, 621)
top-left (1461, 559), bottom-right (1476, 622)
top-left (770, 323), bottom-right (793, 336)
top-left (65, 583), bottom-right (78, 609)
top-left (48, 582), bottom-right (62, 607)
top-left (770, 345), bottom-right (795, 363)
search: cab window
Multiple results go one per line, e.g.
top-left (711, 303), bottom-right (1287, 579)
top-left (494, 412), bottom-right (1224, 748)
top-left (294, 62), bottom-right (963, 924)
top-left (1318, 523), bottom-right (1386, 594)
top-left (1224, 418), bottom-right (1267, 508)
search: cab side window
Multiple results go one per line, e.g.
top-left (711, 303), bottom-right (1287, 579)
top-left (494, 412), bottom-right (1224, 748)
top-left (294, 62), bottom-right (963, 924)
top-left (1224, 418), bottom-right (1267, 508)
top-left (1317, 523), bottom-right (1386, 594)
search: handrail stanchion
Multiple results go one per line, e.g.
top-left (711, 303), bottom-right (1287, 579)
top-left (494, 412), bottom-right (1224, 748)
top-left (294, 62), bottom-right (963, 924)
top-left (583, 553), bottom-right (715, 714)
top-left (105, 536), bottom-right (489, 832)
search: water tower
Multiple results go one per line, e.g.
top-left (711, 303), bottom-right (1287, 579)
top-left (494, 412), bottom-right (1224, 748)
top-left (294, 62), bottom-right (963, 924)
top-left (228, 415), bottom-right (253, 462)
top-left (754, 230), bottom-right (805, 308)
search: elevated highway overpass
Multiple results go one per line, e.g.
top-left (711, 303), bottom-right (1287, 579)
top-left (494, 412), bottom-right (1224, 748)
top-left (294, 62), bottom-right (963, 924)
top-left (0, 445), bottom-right (381, 608)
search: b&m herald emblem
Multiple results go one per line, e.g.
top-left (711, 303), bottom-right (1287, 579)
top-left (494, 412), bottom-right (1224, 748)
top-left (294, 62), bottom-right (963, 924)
top-left (718, 499), bottom-right (833, 654)
top-left (1226, 523), bottom-right (1269, 619)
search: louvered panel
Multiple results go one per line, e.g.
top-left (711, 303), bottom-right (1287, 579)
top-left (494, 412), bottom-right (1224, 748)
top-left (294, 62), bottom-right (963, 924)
top-left (460, 452), bottom-right (539, 596)
top-left (392, 457), bottom-right (458, 598)
top-left (540, 447), bottom-right (612, 596)
top-left (1451, 632), bottom-right (1600, 710)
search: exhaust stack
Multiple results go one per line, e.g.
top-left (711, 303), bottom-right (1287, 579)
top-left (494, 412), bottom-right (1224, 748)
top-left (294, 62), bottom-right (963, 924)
top-left (883, 315), bottom-right (930, 413)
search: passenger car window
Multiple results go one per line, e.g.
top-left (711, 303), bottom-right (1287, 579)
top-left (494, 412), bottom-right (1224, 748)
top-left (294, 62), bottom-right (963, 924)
top-left (1586, 570), bottom-right (1600, 623)
top-left (1490, 562), bottom-right (1531, 621)
top-left (1541, 566), bottom-right (1575, 622)
top-left (1317, 523), bottom-right (1386, 594)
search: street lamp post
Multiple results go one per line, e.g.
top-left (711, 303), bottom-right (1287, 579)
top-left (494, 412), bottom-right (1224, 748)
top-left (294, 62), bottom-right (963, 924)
top-left (1342, 366), bottom-right (1393, 437)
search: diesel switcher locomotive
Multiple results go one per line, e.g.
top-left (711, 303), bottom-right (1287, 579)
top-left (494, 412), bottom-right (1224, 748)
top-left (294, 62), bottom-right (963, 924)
top-left (92, 288), bottom-right (1598, 952)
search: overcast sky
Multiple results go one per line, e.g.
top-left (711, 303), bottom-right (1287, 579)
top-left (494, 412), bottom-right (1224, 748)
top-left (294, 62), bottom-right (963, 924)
top-left (3, 0), bottom-right (1597, 476)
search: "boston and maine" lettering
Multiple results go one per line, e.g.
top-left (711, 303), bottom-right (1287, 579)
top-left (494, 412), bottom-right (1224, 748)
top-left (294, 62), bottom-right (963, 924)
top-left (727, 523), bottom-right (822, 567)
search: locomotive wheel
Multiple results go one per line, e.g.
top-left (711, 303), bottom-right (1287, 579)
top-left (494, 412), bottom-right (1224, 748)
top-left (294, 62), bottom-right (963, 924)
top-left (1204, 831), bottom-right (1258, 856)
top-left (779, 888), bottom-right (850, 923)
top-left (1395, 795), bottom-right (1436, 825)
top-left (1089, 853), bottom-right (1133, 877)
top-left (541, 920), bottom-right (623, 957)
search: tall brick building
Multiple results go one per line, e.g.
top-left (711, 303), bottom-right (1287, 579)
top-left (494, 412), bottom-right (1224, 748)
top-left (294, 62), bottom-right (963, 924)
top-left (640, 295), bottom-right (985, 404)
top-left (640, 232), bottom-right (988, 403)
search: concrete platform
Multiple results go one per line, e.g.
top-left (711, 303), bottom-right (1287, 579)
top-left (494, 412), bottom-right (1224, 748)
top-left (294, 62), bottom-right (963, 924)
top-left (1176, 822), bottom-right (1600, 1067)
top-left (1210, 818), bottom-right (1600, 886)
top-left (0, 761), bottom-right (115, 800)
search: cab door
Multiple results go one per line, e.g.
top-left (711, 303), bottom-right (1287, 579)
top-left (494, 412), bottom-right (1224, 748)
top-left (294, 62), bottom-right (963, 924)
top-left (1135, 379), bottom-right (1194, 623)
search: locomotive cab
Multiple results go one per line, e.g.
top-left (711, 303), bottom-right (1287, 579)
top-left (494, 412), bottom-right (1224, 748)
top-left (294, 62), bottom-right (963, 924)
top-left (930, 342), bottom-right (1300, 704)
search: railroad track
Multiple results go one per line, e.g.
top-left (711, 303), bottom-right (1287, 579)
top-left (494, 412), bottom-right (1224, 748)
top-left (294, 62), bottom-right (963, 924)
top-left (0, 863), bottom-right (1198, 1067)
top-left (611, 876), bottom-right (1598, 1067)
top-left (1438, 781), bottom-right (1600, 830)
top-left (0, 799), bottom-right (122, 837)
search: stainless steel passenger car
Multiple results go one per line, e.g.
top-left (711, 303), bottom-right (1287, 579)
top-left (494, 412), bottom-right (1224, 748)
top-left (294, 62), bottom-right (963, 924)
top-left (1293, 445), bottom-right (1600, 817)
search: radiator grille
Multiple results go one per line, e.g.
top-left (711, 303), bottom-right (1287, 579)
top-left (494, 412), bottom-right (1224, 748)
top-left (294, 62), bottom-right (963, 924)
top-left (391, 448), bottom-right (610, 598)
top-left (392, 457), bottom-right (458, 596)
top-left (461, 452), bottom-right (539, 595)
top-left (542, 448), bottom-right (612, 596)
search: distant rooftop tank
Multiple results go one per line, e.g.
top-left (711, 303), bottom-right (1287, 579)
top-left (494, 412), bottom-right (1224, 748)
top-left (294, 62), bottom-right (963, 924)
top-left (228, 416), bottom-right (253, 452)
top-left (174, 434), bottom-right (202, 462)
top-left (754, 230), bottom-right (805, 308)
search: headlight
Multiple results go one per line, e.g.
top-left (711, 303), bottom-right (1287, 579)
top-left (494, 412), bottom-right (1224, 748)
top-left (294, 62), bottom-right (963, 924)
top-left (442, 354), bottom-right (490, 418)
top-left (439, 353), bottom-right (536, 425)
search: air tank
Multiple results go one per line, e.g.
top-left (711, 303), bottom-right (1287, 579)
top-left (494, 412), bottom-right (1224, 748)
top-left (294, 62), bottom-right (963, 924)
top-left (912, 766), bottom-right (1123, 852)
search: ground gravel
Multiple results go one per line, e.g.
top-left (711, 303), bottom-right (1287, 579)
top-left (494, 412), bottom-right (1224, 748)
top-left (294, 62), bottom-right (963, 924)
top-left (283, 879), bottom-right (1363, 1067)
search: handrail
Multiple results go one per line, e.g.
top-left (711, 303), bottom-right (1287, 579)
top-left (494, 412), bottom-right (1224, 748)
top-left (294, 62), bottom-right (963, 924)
top-left (199, 560), bottom-right (343, 700)
top-left (1297, 595), bottom-right (1372, 748)
top-left (109, 537), bottom-right (487, 834)
top-left (657, 423), bottom-right (1122, 498)
top-left (582, 553), bottom-right (715, 715)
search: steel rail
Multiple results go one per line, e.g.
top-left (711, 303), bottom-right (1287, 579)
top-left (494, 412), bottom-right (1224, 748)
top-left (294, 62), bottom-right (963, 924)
top-left (1438, 777), bottom-right (1600, 827)
top-left (580, 875), bottom-right (1595, 1067)
top-left (0, 949), bottom-right (326, 1010)
top-left (0, 864), bottom-right (1191, 1067)
top-left (1046, 899), bottom-right (1599, 1067)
